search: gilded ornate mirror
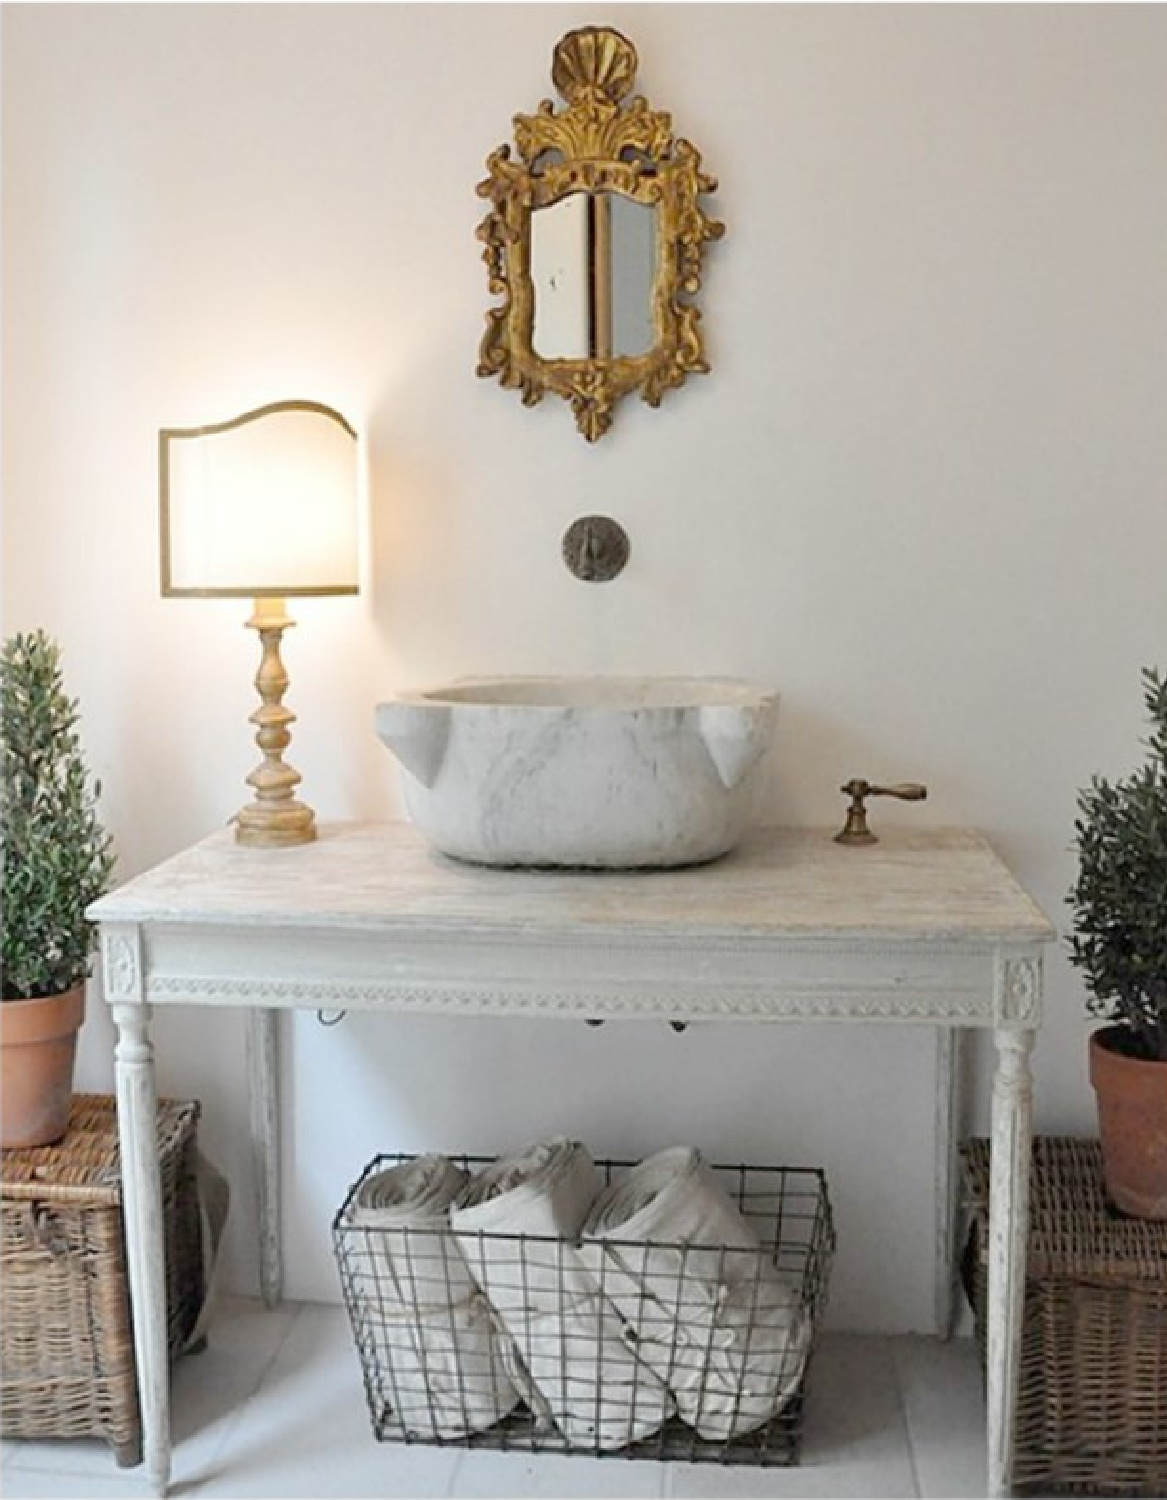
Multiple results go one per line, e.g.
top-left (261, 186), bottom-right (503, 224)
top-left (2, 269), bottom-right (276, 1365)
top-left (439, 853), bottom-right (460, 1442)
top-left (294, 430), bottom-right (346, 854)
top-left (476, 27), bottom-right (725, 441)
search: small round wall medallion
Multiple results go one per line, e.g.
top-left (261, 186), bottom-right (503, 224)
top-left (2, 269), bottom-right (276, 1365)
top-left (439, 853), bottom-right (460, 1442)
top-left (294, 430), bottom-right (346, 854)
top-left (562, 515), bottom-right (630, 582)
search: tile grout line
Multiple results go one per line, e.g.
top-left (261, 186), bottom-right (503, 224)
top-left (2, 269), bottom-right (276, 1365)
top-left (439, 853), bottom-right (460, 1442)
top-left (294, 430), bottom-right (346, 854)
top-left (889, 1340), bottom-right (924, 1500)
top-left (444, 1445), bottom-right (467, 1499)
top-left (179, 1299), bottom-right (308, 1492)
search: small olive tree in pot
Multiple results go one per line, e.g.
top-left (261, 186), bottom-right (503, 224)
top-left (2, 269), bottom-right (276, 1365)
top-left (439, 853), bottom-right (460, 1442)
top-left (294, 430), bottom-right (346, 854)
top-left (2, 630), bottom-right (115, 1147)
top-left (1068, 666), bottom-right (1167, 1218)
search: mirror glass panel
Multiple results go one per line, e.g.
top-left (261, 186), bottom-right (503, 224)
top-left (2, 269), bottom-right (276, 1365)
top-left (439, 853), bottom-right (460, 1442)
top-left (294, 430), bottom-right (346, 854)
top-left (531, 194), bottom-right (656, 361)
top-left (609, 196), bottom-right (656, 359)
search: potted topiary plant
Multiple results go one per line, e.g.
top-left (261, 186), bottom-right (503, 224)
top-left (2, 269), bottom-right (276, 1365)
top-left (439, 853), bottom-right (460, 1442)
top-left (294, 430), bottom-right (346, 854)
top-left (1068, 665), bottom-right (1167, 1219)
top-left (2, 630), bottom-right (115, 1148)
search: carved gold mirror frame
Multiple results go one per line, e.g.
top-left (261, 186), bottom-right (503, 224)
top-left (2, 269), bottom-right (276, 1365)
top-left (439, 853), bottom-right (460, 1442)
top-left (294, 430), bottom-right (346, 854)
top-left (475, 27), bottom-right (725, 442)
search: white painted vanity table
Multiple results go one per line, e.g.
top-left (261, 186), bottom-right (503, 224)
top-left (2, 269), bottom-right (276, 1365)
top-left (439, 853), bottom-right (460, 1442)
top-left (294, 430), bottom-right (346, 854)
top-left (90, 821), bottom-right (1053, 1496)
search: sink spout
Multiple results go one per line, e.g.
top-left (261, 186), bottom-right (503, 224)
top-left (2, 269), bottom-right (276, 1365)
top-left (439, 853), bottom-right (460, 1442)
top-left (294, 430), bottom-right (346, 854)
top-left (696, 701), bottom-right (776, 790)
top-left (374, 700), bottom-right (451, 789)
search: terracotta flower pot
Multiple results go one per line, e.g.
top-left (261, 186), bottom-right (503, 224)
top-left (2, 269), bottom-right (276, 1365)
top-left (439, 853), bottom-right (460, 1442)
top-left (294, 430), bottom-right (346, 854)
top-left (0, 984), bottom-right (85, 1149)
top-left (1089, 1023), bottom-right (1167, 1219)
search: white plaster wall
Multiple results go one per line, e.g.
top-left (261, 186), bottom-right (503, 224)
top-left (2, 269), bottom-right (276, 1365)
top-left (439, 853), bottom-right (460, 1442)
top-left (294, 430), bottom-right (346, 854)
top-left (4, 3), bottom-right (1166, 1333)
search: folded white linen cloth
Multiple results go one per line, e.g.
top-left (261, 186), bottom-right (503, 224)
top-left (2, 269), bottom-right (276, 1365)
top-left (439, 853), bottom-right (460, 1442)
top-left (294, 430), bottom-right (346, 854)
top-left (345, 1154), bottom-right (521, 1439)
top-left (579, 1146), bottom-right (811, 1441)
top-left (449, 1137), bottom-right (673, 1450)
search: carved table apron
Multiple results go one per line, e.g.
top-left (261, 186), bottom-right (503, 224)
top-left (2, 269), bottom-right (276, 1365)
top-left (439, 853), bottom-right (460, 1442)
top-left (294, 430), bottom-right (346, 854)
top-left (90, 822), bottom-right (1053, 1496)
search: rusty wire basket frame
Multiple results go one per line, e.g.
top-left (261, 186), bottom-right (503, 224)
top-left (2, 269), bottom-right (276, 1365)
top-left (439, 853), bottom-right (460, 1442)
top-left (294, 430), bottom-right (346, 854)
top-left (1, 1094), bottom-right (205, 1467)
top-left (962, 1136), bottom-right (1167, 1496)
top-left (334, 1154), bottom-right (834, 1467)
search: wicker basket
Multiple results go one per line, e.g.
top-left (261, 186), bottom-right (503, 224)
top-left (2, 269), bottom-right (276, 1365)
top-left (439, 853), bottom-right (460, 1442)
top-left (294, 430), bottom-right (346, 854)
top-left (1, 1093), bottom-right (205, 1466)
top-left (962, 1136), bottom-right (1167, 1496)
top-left (334, 1153), bottom-right (834, 1468)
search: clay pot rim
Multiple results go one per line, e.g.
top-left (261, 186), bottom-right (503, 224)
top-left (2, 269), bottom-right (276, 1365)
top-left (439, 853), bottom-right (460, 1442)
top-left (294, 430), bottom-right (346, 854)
top-left (3, 984), bottom-right (84, 1003)
top-left (1, 984), bottom-right (85, 1042)
top-left (1090, 1022), bottom-right (1167, 1069)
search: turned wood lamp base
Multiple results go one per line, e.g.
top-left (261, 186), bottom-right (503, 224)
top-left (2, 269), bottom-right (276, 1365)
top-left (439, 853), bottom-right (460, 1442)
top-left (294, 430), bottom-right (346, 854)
top-left (235, 597), bottom-right (317, 848)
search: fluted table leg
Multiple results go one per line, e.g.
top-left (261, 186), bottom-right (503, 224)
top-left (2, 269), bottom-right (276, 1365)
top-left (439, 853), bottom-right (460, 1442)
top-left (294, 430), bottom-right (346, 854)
top-left (113, 1000), bottom-right (170, 1496)
top-left (986, 1026), bottom-right (1034, 1498)
top-left (246, 1007), bottom-right (282, 1307)
top-left (934, 1028), bottom-right (961, 1338)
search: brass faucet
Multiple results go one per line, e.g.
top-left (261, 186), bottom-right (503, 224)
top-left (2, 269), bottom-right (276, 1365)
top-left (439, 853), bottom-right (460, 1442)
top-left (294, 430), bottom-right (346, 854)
top-left (835, 778), bottom-right (928, 845)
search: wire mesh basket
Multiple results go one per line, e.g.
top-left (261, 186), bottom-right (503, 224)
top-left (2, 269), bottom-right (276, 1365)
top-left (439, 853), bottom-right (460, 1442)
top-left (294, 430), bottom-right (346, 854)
top-left (333, 1153), bottom-right (834, 1466)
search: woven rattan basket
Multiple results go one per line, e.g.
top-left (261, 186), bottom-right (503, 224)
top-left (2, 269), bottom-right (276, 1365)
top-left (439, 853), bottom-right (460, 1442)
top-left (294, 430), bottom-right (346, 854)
top-left (1, 1093), bottom-right (205, 1466)
top-left (962, 1136), bottom-right (1167, 1496)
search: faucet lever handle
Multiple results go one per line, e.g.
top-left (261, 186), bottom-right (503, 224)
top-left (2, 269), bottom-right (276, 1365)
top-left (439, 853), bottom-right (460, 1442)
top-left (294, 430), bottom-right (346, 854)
top-left (869, 781), bottom-right (928, 803)
top-left (835, 778), bottom-right (928, 846)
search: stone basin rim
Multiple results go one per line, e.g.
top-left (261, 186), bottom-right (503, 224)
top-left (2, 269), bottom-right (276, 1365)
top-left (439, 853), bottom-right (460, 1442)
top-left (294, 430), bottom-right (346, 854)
top-left (385, 675), bottom-right (778, 712)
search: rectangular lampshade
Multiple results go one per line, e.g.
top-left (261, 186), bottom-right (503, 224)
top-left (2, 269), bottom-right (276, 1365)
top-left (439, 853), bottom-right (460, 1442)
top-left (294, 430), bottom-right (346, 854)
top-left (160, 400), bottom-right (359, 597)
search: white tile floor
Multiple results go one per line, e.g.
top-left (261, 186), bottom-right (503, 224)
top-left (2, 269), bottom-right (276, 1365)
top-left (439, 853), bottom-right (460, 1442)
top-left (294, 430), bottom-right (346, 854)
top-left (2, 1297), bottom-right (991, 1499)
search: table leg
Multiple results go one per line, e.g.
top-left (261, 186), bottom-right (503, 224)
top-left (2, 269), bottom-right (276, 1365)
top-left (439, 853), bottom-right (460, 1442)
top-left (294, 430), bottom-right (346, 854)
top-left (246, 1007), bottom-right (282, 1307)
top-left (112, 1000), bottom-right (170, 1496)
top-left (933, 1028), bottom-right (960, 1338)
top-left (986, 1027), bottom-right (1034, 1499)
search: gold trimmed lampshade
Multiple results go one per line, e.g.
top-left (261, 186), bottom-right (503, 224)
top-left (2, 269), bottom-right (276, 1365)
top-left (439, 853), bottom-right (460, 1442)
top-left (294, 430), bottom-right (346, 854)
top-left (159, 399), bottom-right (360, 847)
top-left (160, 399), bottom-right (359, 599)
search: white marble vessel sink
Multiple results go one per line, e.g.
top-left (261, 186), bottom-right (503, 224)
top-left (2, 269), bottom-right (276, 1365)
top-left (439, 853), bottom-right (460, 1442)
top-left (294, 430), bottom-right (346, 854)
top-left (374, 676), bottom-right (778, 869)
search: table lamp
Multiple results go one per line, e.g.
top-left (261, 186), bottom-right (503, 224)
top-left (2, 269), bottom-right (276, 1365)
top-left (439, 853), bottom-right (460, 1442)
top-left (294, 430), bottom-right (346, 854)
top-left (159, 399), bottom-right (359, 848)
